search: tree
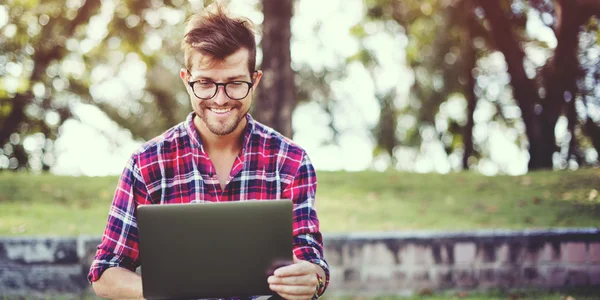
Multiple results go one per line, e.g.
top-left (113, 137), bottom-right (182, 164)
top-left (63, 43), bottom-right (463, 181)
top-left (0, 0), bottom-right (102, 171)
top-left (354, 0), bottom-right (488, 170)
top-left (353, 0), bottom-right (600, 172)
top-left (478, 0), bottom-right (600, 169)
top-left (255, 0), bottom-right (296, 138)
top-left (0, 0), bottom-right (193, 172)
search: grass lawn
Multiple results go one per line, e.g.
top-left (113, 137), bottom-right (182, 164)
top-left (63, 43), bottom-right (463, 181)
top-left (17, 288), bottom-right (600, 300)
top-left (326, 288), bottom-right (600, 299)
top-left (0, 168), bottom-right (599, 236)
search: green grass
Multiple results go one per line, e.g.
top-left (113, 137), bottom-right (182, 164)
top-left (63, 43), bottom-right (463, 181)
top-left (325, 288), bottom-right (600, 299)
top-left (9, 288), bottom-right (600, 299)
top-left (0, 168), bottom-right (599, 236)
top-left (326, 289), bottom-right (600, 299)
top-left (316, 168), bottom-right (600, 233)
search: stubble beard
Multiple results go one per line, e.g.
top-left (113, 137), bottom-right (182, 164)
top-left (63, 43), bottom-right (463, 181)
top-left (196, 101), bottom-right (249, 136)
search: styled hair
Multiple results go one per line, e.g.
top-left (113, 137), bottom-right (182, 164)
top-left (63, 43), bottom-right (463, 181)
top-left (182, 4), bottom-right (257, 75)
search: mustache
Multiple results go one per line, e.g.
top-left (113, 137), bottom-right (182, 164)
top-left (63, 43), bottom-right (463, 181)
top-left (199, 102), bottom-right (240, 109)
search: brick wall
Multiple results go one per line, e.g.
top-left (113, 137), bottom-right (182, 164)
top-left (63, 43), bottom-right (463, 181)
top-left (1, 229), bottom-right (598, 297)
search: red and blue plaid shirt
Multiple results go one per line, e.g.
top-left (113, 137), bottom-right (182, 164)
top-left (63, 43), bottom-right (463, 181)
top-left (88, 112), bottom-right (329, 296)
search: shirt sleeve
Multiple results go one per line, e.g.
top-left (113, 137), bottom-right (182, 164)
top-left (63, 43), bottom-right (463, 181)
top-left (88, 155), bottom-right (149, 283)
top-left (281, 152), bottom-right (330, 296)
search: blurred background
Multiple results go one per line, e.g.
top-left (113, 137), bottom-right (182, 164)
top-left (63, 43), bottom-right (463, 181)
top-left (1, 0), bottom-right (599, 177)
top-left (1, 0), bottom-right (600, 299)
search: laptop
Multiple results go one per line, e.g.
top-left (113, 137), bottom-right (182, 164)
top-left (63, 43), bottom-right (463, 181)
top-left (137, 199), bottom-right (294, 299)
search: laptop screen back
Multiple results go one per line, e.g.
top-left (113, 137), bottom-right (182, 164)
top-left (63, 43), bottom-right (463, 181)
top-left (137, 199), bottom-right (293, 299)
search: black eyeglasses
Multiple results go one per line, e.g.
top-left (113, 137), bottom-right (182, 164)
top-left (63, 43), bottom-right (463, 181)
top-left (187, 71), bottom-right (255, 100)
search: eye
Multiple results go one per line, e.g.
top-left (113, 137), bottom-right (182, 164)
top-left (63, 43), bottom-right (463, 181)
top-left (198, 82), bottom-right (214, 88)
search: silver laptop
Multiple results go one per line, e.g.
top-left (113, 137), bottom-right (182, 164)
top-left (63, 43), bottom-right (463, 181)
top-left (137, 199), bottom-right (294, 299)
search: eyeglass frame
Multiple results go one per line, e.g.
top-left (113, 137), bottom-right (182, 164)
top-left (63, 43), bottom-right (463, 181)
top-left (186, 70), bottom-right (257, 100)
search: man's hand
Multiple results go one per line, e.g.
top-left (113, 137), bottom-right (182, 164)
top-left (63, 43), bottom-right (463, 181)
top-left (268, 255), bottom-right (318, 300)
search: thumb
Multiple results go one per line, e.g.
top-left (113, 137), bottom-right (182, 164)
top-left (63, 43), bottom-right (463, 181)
top-left (293, 254), bottom-right (301, 263)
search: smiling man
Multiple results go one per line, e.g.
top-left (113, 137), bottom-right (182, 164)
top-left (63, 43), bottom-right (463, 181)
top-left (87, 4), bottom-right (329, 300)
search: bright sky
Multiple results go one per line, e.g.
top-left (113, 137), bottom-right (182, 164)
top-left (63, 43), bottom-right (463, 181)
top-left (42, 1), bottom-right (592, 177)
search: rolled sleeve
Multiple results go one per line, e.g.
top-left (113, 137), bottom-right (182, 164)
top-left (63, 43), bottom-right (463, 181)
top-left (88, 249), bottom-right (138, 283)
top-left (294, 234), bottom-right (330, 296)
top-left (88, 156), bottom-right (149, 283)
top-left (282, 153), bottom-right (330, 296)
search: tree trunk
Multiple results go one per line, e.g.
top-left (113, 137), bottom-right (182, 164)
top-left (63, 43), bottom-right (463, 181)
top-left (566, 90), bottom-right (583, 165)
top-left (462, 54), bottom-right (477, 170)
top-left (584, 117), bottom-right (600, 160)
top-left (479, 0), bottom-right (548, 169)
top-left (480, 0), bottom-right (598, 170)
top-left (479, 1), bottom-right (540, 168)
top-left (462, 1), bottom-right (478, 170)
top-left (374, 90), bottom-right (398, 165)
top-left (255, 0), bottom-right (296, 138)
top-left (0, 94), bottom-right (29, 147)
top-left (537, 0), bottom-right (589, 169)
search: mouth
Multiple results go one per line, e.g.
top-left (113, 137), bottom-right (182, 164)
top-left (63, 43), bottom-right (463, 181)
top-left (208, 107), bottom-right (234, 115)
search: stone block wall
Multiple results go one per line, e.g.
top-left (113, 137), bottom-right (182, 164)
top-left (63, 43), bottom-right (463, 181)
top-left (0, 229), bottom-right (599, 297)
top-left (0, 236), bottom-right (100, 297)
top-left (323, 229), bottom-right (600, 296)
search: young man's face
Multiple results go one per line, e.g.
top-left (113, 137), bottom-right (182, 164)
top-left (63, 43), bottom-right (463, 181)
top-left (181, 48), bottom-right (262, 136)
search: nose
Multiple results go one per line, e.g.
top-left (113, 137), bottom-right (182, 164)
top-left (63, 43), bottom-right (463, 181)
top-left (212, 85), bottom-right (229, 106)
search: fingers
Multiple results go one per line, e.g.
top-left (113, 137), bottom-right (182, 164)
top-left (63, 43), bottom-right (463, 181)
top-left (269, 257), bottom-right (318, 300)
top-left (269, 284), bottom-right (315, 299)
top-left (268, 274), bottom-right (315, 286)
top-left (273, 261), bottom-right (314, 277)
top-left (274, 291), bottom-right (312, 300)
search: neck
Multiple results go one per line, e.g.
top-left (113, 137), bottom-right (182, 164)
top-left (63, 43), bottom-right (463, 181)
top-left (194, 115), bottom-right (247, 154)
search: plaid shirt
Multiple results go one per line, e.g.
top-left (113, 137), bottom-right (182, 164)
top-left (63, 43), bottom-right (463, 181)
top-left (88, 112), bottom-right (329, 296)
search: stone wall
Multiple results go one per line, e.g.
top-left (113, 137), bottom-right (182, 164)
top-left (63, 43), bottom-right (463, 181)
top-left (0, 236), bottom-right (100, 297)
top-left (323, 228), bottom-right (600, 296)
top-left (1, 228), bottom-right (599, 297)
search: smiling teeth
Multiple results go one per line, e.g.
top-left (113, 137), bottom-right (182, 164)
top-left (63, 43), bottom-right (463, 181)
top-left (210, 108), bottom-right (232, 113)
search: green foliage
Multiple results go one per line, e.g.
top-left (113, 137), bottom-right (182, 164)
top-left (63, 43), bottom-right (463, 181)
top-left (2, 0), bottom-right (599, 174)
top-left (346, 48), bottom-right (377, 67)
top-left (372, 90), bottom-right (399, 161)
top-left (350, 0), bottom-right (477, 163)
top-left (351, 0), bottom-right (600, 170)
top-left (0, 0), bottom-right (195, 171)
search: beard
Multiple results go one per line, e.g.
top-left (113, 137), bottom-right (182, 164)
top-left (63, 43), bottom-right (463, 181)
top-left (195, 100), bottom-right (249, 136)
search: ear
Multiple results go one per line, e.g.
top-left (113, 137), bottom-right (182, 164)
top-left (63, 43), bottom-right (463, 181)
top-left (251, 70), bottom-right (263, 90)
top-left (180, 68), bottom-right (189, 86)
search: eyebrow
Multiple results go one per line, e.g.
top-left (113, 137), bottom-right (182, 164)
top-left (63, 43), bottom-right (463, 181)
top-left (193, 75), bottom-right (249, 81)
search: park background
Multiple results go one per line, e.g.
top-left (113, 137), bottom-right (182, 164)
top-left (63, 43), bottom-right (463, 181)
top-left (0, 0), bottom-right (599, 299)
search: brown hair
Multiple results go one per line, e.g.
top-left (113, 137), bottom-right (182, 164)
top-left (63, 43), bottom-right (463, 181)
top-left (182, 4), bottom-right (257, 75)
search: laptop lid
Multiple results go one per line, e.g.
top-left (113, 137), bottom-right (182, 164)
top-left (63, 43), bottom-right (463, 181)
top-left (137, 199), bottom-right (293, 299)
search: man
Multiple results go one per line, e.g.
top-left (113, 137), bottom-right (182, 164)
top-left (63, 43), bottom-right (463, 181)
top-left (88, 4), bottom-right (329, 300)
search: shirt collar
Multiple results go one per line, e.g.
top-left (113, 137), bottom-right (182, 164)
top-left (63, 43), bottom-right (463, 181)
top-left (184, 112), bottom-right (255, 153)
